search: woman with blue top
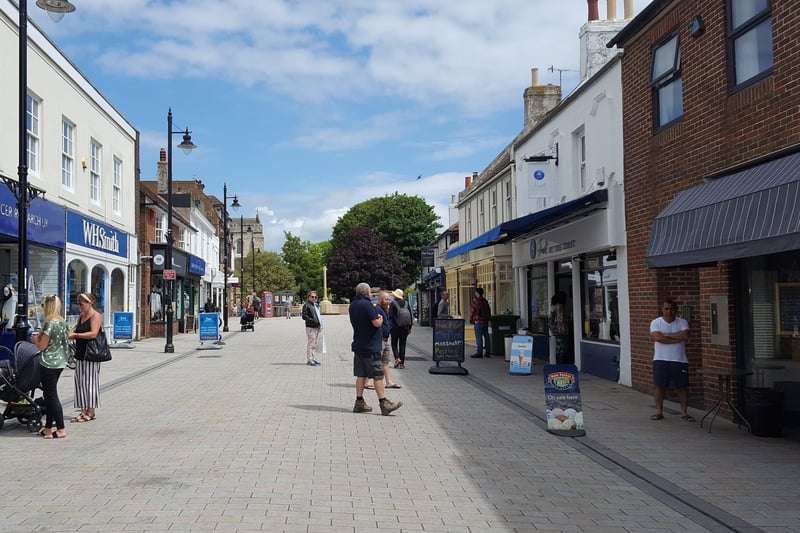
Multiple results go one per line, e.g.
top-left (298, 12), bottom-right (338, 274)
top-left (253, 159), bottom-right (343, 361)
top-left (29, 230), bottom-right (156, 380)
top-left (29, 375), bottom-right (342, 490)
top-left (31, 294), bottom-right (70, 439)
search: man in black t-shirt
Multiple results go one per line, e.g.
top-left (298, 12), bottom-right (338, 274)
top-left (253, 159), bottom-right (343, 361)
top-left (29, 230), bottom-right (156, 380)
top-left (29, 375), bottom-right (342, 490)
top-left (349, 282), bottom-right (402, 416)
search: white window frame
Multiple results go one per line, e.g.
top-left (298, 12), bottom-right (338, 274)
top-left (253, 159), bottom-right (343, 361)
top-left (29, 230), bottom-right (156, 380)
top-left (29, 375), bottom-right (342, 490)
top-left (27, 94), bottom-right (41, 176)
top-left (478, 197), bottom-right (485, 234)
top-left (466, 206), bottom-right (472, 240)
top-left (504, 179), bottom-right (512, 221)
top-left (61, 118), bottom-right (74, 191)
top-left (112, 157), bottom-right (122, 214)
top-left (89, 140), bottom-right (101, 204)
top-left (491, 189), bottom-right (498, 227)
top-left (578, 131), bottom-right (587, 191)
top-left (154, 213), bottom-right (165, 243)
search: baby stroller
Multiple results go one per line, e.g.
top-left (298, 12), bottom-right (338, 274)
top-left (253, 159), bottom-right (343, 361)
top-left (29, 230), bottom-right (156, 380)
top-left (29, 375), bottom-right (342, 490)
top-left (0, 341), bottom-right (44, 432)
top-left (240, 307), bottom-right (255, 331)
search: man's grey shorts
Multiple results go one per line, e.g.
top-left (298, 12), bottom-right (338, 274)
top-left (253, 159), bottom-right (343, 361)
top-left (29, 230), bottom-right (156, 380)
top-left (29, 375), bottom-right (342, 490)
top-left (381, 338), bottom-right (392, 364)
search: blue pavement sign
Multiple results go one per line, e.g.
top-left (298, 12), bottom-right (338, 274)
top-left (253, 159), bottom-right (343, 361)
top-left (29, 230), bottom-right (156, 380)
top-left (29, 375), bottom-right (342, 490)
top-left (543, 364), bottom-right (586, 437)
top-left (113, 312), bottom-right (134, 340)
top-left (199, 313), bottom-right (220, 342)
top-left (509, 335), bottom-right (533, 375)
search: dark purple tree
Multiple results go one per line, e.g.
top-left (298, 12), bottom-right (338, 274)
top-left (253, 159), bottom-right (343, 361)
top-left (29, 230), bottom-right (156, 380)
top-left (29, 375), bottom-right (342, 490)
top-left (327, 227), bottom-right (411, 300)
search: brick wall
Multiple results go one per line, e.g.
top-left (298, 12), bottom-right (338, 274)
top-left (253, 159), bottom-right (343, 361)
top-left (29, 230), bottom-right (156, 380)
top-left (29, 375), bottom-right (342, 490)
top-left (620, 1), bottom-right (800, 404)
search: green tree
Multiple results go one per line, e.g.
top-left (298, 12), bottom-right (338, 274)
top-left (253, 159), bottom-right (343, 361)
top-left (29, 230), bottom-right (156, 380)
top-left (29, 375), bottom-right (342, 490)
top-left (327, 227), bottom-right (410, 300)
top-left (241, 250), bottom-right (296, 301)
top-left (281, 232), bottom-right (332, 299)
top-left (330, 193), bottom-right (440, 281)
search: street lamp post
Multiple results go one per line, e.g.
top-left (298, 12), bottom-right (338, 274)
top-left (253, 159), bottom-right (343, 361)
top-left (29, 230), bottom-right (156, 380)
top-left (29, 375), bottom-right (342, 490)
top-left (164, 108), bottom-right (196, 353)
top-left (251, 238), bottom-right (256, 295)
top-left (0, 0), bottom-right (75, 342)
top-left (221, 183), bottom-right (239, 332)
top-left (239, 215), bottom-right (245, 309)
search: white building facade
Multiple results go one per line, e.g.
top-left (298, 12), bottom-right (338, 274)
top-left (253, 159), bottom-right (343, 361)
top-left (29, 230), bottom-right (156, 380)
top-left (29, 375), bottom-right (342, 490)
top-left (0, 1), bottom-right (138, 335)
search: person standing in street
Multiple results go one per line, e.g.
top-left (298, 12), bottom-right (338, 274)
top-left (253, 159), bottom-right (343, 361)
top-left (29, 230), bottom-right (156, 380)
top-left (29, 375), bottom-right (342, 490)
top-left (437, 290), bottom-right (451, 319)
top-left (389, 289), bottom-right (412, 368)
top-left (31, 294), bottom-right (70, 439)
top-left (301, 291), bottom-right (322, 366)
top-left (469, 288), bottom-right (491, 358)
top-left (349, 283), bottom-right (402, 416)
top-left (549, 291), bottom-right (569, 364)
top-left (284, 297), bottom-right (292, 319)
top-left (649, 299), bottom-right (693, 422)
top-left (69, 292), bottom-right (103, 423)
top-left (376, 290), bottom-right (401, 390)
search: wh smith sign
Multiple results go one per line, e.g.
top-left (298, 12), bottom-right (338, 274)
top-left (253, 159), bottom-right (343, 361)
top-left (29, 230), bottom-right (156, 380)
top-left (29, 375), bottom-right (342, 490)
top-left (67, 211), bottom-right (128, 258)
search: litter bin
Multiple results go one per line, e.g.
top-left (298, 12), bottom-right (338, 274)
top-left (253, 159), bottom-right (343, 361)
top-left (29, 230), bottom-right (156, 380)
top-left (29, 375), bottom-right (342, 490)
top-left (489, 315), bottom-right (519, 359)
top-left (743, 387), bottom-right (784, 437)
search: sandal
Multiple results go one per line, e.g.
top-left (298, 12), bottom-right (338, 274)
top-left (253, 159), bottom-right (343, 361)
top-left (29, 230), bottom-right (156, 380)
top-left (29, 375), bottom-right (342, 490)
top-left (649, 413), bottom-right (664, 421)
top-left (681, 414), bottom-right (696, 422)
top-left (386, 383), bottom-right (402, 389)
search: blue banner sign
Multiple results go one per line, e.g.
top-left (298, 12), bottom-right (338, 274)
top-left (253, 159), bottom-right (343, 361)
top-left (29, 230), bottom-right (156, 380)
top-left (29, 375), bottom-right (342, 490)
top-left (113, 312), bottom-right (134, 340)
top-left (0, 186), bottom-right (66, 247)
top-left (67, 211), bottom-right (128, 258)
top-left (543, 364), bottom-right (586, 437)
top-left (189, 256), bottom-right (205, 276)
top-left (199, 313), bottom-right (220, 341)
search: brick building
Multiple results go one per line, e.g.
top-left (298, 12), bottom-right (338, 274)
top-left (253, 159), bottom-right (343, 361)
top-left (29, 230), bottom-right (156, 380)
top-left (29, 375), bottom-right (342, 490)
top-left (610, 0), bottom-right (799, 429)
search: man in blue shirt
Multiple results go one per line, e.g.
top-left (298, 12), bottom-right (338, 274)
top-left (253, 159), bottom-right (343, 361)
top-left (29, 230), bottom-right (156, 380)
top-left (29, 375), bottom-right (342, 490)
top-left (349, 282), bottom-right (402, 416)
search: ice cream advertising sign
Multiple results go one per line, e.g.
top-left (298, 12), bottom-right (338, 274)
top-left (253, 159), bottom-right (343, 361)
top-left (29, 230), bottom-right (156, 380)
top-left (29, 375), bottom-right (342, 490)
top-left (509, 335), bottom-right (533, 375)
top-left (543, 365), bottom-right (586, 437)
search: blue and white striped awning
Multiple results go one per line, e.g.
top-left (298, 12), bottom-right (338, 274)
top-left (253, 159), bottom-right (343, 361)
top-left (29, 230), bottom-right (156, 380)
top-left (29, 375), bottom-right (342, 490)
top-left (647, 151), bottom-right (800, 268)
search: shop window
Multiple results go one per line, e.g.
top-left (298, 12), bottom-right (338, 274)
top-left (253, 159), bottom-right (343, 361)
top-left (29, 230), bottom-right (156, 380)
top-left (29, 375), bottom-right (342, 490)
top-left (727, 0), bottom-right (773, 90)
top-left (528, 264), bottom-right (549, 333)
top-left (91, 265), bottom-right (106, 315)
top-left (67, 259), bottom-right (88, 324)
top-left (580, 253), bottom-right (619, 343)
top-left (110, 268), bottom-right (124, 313)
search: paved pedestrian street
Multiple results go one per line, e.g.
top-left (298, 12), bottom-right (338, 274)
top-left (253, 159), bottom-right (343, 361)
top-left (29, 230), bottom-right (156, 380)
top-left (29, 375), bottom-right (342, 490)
top-left (0, 315), bottom-right (797, 532)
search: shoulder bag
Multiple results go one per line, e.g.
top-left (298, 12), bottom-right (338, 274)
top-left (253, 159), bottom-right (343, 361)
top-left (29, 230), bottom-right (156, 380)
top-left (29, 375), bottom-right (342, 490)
top-left (85, 329), bottom-right (112, 362)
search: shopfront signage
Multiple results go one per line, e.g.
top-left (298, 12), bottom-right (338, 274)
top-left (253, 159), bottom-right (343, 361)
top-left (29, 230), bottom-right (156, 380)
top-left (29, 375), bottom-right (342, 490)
top-left (163, 269), bottom-right (176, 280)
top-left (531, 238), bottom-right (577, 259)
top-left (113, 312), bottom-right (134, 340)
top-left (0, 187), bottom-right (65, 247)
top-left (66, 211), bottom-right (128, 258)
top-left (189, 256), bottom-right (205, 276)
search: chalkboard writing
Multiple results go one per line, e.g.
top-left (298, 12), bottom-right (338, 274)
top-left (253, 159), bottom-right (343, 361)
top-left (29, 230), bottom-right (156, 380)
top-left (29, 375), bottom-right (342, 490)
top-left (432, 318), bottom-right (465, 362)
top-left (777, 283), bottom-right (800, 336)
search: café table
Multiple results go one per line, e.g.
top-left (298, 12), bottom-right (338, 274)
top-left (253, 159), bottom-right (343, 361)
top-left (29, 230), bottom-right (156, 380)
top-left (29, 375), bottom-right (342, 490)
top-left (696, 368), bottom-right (753, 433)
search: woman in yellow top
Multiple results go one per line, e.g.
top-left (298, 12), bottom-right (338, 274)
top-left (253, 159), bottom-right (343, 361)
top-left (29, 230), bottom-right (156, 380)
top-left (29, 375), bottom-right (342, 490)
top-left (31, 294), bottom-right (70, 439)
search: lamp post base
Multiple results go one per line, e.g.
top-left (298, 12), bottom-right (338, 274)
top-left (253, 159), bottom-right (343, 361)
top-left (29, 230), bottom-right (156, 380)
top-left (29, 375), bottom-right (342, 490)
top-left (164, 343), bottom-right (174, 353)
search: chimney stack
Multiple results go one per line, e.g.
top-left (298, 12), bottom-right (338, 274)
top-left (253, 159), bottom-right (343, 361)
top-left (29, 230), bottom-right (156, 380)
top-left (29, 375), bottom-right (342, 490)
top-left (587, 0), bottom-right (599, 21)
top-left (157, 148), bottom-right (168, 194)
top-left (523, 68), bottom-right (561, 133)
top-left (465, 175), bottom-right (471, 188)
top-left (607, 0), bottom-right (616, 20)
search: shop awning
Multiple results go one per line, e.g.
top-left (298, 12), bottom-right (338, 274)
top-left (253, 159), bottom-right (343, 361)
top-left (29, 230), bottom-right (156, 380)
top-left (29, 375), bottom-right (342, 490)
top-left (647, 151), bottom-right (800, 268)
top-left (445, 189), bottom-right (608, 259)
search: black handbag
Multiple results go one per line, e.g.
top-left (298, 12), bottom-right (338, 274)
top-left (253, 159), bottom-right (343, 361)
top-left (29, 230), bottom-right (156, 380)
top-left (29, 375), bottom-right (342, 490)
top-left (85, 329), bottom-right (112, 362)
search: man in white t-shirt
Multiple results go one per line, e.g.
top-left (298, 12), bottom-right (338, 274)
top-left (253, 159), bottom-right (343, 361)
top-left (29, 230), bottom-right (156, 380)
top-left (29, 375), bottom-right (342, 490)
top-left (649, 299), bottom-right (693, 422)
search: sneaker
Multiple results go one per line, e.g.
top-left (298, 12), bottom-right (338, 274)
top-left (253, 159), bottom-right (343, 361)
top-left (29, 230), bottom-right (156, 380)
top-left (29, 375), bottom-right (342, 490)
top-left (310, 359), bottom-right (321, 366)
top-left (380, 398), bottom-right (403, 416)
top-left (353, 399), bottom-right (373, 413)
top-left (307, 361), bottom-right (314, 366)
top-left (470, 353), bottom-right (483, 358)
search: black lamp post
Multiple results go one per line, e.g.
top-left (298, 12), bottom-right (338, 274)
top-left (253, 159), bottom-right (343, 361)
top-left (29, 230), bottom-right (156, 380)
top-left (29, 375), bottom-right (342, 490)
top-left (251, 239), bottom-right (257, 295)
top-left (164, 108), bottom-right (196, 353)
top-left (238, 215), bottom-right (245, 309)
top-left (221, 183), bottom-right (239, 332)
top-left (0, 0), bottom-right (74, 342)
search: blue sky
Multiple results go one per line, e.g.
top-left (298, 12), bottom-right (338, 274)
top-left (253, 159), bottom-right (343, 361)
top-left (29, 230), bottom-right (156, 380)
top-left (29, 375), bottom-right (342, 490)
top-left (31, 0), bottom-right (651, 251)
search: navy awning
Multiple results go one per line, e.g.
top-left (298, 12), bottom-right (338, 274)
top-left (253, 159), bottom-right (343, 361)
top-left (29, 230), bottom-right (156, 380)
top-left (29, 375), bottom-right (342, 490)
top-left (422, 269), bottom-right (442, 282)
top-left (445, 189), bottom-right (608, 259)
top-left (647, 151), bottom-right (800, 268)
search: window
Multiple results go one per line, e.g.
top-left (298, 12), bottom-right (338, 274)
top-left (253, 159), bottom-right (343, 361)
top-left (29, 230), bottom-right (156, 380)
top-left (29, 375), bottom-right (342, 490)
top-left (466, 206), bottom-right (472, 240)
top-left (578, 132), bottom-right (587, 190)
top-left (650, 34), bottom-right (683, 129)
top-left (27, 94), bottom-right (41, 176)
top-left (728, 0), bottom-right (772, 89)
top-left (61, 119), bottom-right (75, 190)
top-left (179, 228), bottom-right (188, 250)
top-left (504, 179), bottom-right (512, 221)
top-left (154, 213), bottom-right (165, 243)
top-left (478, 197), bottom-right (485, 234)
top-left (491, 189), bottom-right (498, 227)
top-left (89, 140), bottom-right (101, 203)
top-left (580, 253), bottom-right (619, 344)
top-left (112, 158), bottom-right (122, 213)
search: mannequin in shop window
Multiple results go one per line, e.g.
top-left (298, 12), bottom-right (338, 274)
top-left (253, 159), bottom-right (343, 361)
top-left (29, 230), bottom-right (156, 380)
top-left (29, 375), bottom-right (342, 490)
top-left (150, 283), bottom-right (163, 321)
